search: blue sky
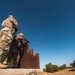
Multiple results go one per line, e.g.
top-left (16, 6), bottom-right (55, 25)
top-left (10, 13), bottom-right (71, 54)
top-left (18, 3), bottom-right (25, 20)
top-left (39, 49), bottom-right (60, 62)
top-left (0, 0), bottom-right (75, 68)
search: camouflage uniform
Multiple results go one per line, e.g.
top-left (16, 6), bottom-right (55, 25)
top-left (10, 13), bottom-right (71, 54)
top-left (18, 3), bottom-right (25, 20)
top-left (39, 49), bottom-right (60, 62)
top-left (7, 33), bottom-right (26, 68)
top-left (0, 15), bottom-right (18, 68)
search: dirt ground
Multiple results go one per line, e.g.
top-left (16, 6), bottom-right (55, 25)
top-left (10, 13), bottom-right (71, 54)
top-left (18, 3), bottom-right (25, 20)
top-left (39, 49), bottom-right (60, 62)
top-left (41, 68), bottom-right (75, 75)
top-left (0, 68), bottom-right (75, 75)
top-left (54, 68), bottom-right (75, 75)
top-left (26, 68), bottom-right (75, 75)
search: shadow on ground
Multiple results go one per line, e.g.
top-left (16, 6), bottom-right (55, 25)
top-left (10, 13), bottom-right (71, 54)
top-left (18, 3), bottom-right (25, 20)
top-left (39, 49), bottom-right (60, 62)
top-left (69, 69), bottom-right (75, 71)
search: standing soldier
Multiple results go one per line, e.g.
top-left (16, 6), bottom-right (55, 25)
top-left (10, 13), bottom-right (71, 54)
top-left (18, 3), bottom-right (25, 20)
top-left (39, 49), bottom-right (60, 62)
top-left (0, 15), bottom-right (18, 68)
top-left (7, 33), bottom-right (26, 68)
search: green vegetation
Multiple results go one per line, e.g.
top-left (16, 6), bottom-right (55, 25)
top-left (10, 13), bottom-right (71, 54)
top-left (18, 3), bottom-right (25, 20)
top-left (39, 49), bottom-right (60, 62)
top-left (70, 60), bottom-right (75, 69)
top-left (44, 60), bottom-right (75, 73)
top-left (59, 64), bottom-right (66, 70)
top-left (43, 63), bottom-right (59, 73)
top-left (43, 63), bottom-right (66, 73)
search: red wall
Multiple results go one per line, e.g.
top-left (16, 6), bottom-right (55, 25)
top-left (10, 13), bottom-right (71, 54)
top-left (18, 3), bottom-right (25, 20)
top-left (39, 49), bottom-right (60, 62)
top-left (20, 44), bottom-right (40, 69)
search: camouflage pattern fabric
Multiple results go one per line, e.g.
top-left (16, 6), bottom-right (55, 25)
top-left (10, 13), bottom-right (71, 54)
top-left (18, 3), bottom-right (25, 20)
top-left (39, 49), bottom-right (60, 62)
top-left (2, 15), bottom-right (18, 34)
top-left (0, 15), bottom-right (18, 68)
top-left (7, 33), bottom-right (26, 68)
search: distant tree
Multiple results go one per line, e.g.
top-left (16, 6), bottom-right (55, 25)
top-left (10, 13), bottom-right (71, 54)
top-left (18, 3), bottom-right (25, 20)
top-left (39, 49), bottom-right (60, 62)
top-left (45, 63), bottom-right (53, 73)
top-left (59, 64), bottom-right (66, 70)
top-left (43, 62), bottom-right (67, 73)
top-left (52, 64), bottom-right (59, 72)
top-left (43, 63), bottom-right (59, 73)
top-left (70, 60), bottom-right (75, 68)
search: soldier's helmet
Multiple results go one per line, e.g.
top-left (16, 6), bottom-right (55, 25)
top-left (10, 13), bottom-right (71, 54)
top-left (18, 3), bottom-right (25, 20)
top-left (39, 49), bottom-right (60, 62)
top-left (2, 15), bottom-right (18, 34)
top-left (18, 33), bottom-right (24, 37)
top-left (16, 33), bottom-right (24, 39)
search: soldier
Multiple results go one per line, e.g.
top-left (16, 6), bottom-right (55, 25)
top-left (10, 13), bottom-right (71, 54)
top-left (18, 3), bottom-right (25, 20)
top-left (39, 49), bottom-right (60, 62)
top-left (7, 33), bottom-right (26, 68)
top-left (0, 15), bottom-right (18, 68)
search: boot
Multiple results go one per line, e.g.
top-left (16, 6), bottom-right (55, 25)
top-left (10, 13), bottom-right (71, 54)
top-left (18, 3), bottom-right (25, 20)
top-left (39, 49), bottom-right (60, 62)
top-left (0, 63), bottom-right (8, 68)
